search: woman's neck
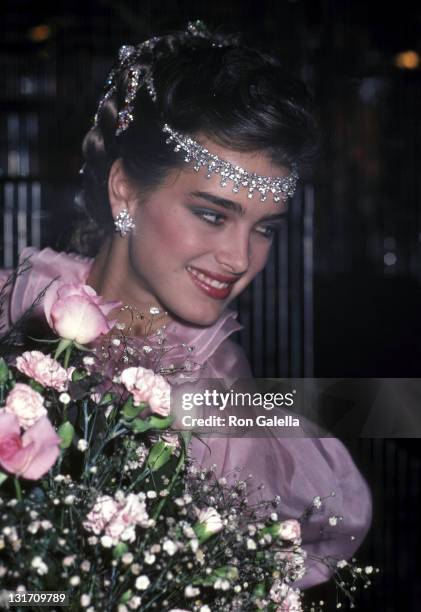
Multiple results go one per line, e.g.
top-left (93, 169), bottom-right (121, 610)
top-left (86, 237), bottom-right (172, 337)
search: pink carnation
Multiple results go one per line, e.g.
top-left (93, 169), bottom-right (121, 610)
top-left (83, 493), bottom-right (149, 545)
top-left (16, 351), bottom-right (72, 392)
top-left (120, 366), bottom-right (170, 416)
top-left (0, 412), bottom-right (61, 480)
top-left (5, 383), bottom-right (47, 429)
top-left (43, 282), bottom-right (121, 344)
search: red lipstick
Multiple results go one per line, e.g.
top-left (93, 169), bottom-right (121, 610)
top-left (186, 266), bottom-right (237, 300)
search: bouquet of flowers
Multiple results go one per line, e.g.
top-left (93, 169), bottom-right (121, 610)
top-left (0, 278), bottom-right (375, 611)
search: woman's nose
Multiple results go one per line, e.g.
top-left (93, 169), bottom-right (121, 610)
top-left (215, 229), bottom-right (251, 275)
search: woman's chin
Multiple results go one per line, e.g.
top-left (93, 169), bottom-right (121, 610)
top-left (171, 304), bottom-right (225, 328)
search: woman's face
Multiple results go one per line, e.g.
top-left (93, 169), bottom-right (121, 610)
top-left (127, 138), bottom-right (289, 326)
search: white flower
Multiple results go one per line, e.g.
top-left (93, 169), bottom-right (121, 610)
top-left (64, 495), bottom-right (76, 505)
top-left (195, 507), bottom-right (223, 535)
top-left (200, 607), bottom-right (211, 612)
top-left (101, 535), bottom-right (114, 548)
top-left (185, 585), bottom-right (200, 598)
top-left (276, 519), bottom-right (301, 542)
top-left (80, 560), bottom-right (91, 572)
top-left (80, 594), bottom-right (91, 607)
top-left (128, 596), bottom-right (142, 610)
top-left (135, 575), bottom-right (150, 591)
top-left (312, 495), bottom-right (322, 509)
top-left (329, 516), bottom-right (338, 526)
top-left (69, 576), bottom-right (80, 586)
top-left (144, 553), bottom-right (156, 565)
top-left (77, 439), bottom-right (89, 452)
top-left (163, 539), bottom-right (177, 556)
top-left (337, 559), bottom-right (348, 569)
top-left (122, 552), bottom-right (134, 565)
top-left (190, 538), bottom-right (199, 552)
top-left (246, 538), bottom-right (257, 550)
top-left (59, 392), bottom-right (71, 405)
top-left (31, 555), bottom-right (48, 575)
top-left (365, 565), bottom-right (374, 574)
top-left (63, 555), bottom-right (76, 567)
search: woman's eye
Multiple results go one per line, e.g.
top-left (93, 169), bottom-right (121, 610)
top-left (194, 210), bottom-right (225, 225)
top-left (255, 225), bottom-right (277, 239)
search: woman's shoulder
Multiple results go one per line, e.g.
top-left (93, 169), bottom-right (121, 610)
top-left (0, 247), bottom-right (93, 330)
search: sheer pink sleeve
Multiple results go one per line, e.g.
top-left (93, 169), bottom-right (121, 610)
top-left (0, 268), bottom-right (13, 336)
top-left (190, 339), bottom-right (372, 590)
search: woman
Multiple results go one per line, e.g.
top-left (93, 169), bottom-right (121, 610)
top-left (0, 23), bottom-right (371, 591)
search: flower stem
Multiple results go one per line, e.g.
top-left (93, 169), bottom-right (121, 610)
top-left (13, 477), bottom-right (22, 501)
top-left (151, 436), bottom-right (188, 521)
top-left (63, 344), bottom-right (73, 369)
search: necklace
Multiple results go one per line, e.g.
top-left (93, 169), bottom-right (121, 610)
top-left (117, 303), bottom-right (170, 336)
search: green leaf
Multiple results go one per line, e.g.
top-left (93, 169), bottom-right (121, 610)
top-left (99, 392), bottom-right (115, 406)
top-left (27, 336), bottom-right (60, 344)
top-left (58, 421), bottom-right (75, 449)
top-left (54, 339), bottom-right (72, 360)
top-left (73, 342), bottom-right (95, 352)
top-left (119, 590), bottom-right (133, 604)
top-left (122, 396), bottom-right (147, 419)
top-left (0, 358), bottom-right (9, 385)
top-left (147, 440), bottom-right (173, 472)
top-left (71, 369), bottom-right (87, 382)
top-left (146, 415), bottom-right (174, 430)
top-left (0, 471), bottom-right (8, 487)
top-left (29, 380), bottom-right (44, 393)
top-left (253, 583), bottom-right (266, 598)
top-left (212, 566), bottom-right (239, 580)
top-left (130, 414), bottom-right (174, 434)
top-left (113, 542), bottom-right (129, 559)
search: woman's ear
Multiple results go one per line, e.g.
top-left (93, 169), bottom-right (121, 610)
top-left (108, 159), bottom-right (138, 218)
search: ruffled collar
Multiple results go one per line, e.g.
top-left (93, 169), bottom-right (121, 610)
top-left (10, 247), bottom-right (243, 368)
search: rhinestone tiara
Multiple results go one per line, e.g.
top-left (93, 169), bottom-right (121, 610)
top-left (162, 124), bottom-right (299, 203)
top-left (90, 23), bottom-right (300, 202)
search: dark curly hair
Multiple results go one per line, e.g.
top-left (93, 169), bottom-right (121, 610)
top-left (70, 24), bottom-right (320, 257)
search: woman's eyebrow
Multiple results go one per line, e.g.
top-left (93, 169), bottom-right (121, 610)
top-left (190, 190), bottom-right (287, 221)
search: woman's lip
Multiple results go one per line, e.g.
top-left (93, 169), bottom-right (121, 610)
top-left (186, 267), bottom-right (234, 300)
top-left (186, 266), bottom-right (240, 283)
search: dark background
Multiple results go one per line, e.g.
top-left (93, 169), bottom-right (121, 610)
top-left (0, 1), bottom-right (420, 610)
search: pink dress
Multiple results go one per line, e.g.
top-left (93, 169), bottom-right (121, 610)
top-left (0, 247), bottom-right (372, 590)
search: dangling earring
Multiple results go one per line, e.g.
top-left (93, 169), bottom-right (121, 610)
top-left (114, 208), bottom-right (136, 237)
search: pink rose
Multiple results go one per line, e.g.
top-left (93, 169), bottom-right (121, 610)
top-left (43, 282), bottom-right (121, 344)
top-left (5, 383), bottom-right (47, 429)
top-left (120, 367), bottom-right (170, 416)
top-left (277, 519), bottom-right (301, 542)
top-left (0, 412), bottom-right (61, 480)
top-left (16, 351), bottom-right (72, 392)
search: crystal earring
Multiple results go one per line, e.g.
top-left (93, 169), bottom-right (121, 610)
top-left (114, 208), bottom-right (136, 237)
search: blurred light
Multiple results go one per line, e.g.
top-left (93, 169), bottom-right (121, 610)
top-left (394, 50), bottom-right (420, 70)
top-left (29, 24), bottom-right (51, 43)
top-left (384, 252), bottom-right (397, 266)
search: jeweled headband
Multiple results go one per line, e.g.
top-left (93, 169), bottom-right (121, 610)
top-left (92, 21), bottom-right (299, 203)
